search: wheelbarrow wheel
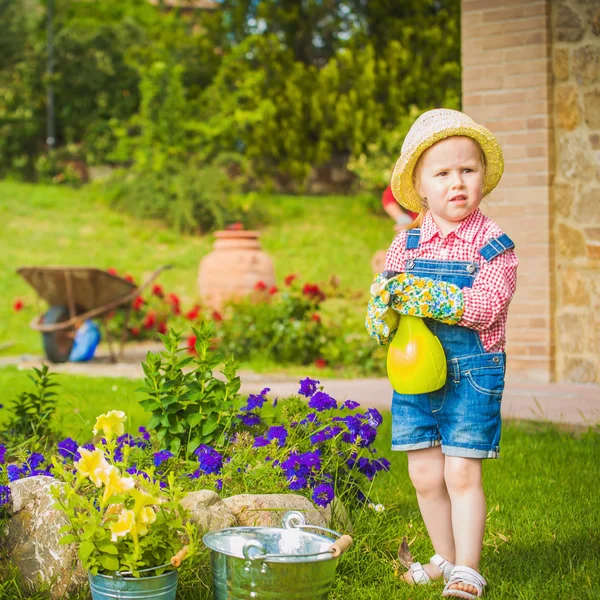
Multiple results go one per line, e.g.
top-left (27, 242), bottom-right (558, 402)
top-left (42, 305), bottom-right (75, 363)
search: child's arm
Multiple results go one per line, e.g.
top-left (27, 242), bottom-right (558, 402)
top-left (458, 249), bottom-right (518, 331)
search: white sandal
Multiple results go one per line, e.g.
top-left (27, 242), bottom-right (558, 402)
top-left (442, 565), bottom-right (487, 598)
top-left (404, 554), bottom-right (455, 585)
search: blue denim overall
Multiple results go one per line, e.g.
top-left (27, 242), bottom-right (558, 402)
top-left (390, 228), bottom-right (515, 459)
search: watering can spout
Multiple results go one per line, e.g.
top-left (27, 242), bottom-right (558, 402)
top-left (387, 315), bottom-right (447, 394)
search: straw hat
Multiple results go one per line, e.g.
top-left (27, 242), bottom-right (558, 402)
top-left (390, 109), bottom-right (504, 214)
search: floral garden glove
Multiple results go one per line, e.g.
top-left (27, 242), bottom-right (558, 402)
top-left (365, 272), bottom-right (465, 345)
top-left (384, 273), bottom-right (465, 324)
top-left (365, 273), bottom-right (401, 345)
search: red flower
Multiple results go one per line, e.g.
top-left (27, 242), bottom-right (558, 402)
top-left (157, 322), bottom-right (168, 335)
top-left (269, 286), bottom-right (278, 295)
top-left (284, 274), bottom-right (297, 286)
top-left (226, 222), bottom-right (244, 231)
top-left (302, 283), bottom-right (326, 303)
top-left (13, 299), bottom-right (24, 312)
top-left (132, 296), bottom-right (145, 311)
top-left (186, 305), bottom-right (201, 320)
top-left (311, 313), bottom-right (321, 323)
top-left (124, 274), bottom-right (135, 284)
top-left (187, 334), bottom-right (197, 355)
top-left (107, 268), bottom-right (118, 276)
top-left (211, 310), bottom-right (223, 322)
top-left (143, 311), bottom-right (156, 329)
top-left (167, 293), bottom-right (181, 315)
top-left (254, 280), bottom-right (267, 291)
top-left (130, 326), bottom-right (140, 337)
top-left (314, 358), bottom-right (327, 369)
top-left (152, 284), bottom-right (164, 298)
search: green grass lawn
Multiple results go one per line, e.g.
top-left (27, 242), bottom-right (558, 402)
top-left (1, 367), bottom-right (598, 599)
top-left (0, 180), bottom-right (392, 359)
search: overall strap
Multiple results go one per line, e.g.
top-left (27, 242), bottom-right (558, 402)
top-left (405, 228), bottom-right (421, 250)
top-left (479, 233), bottom-right (515, 262)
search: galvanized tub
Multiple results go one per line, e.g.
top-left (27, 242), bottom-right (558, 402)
top-left (203, 511), bottom-right (353, 600)
top-left (88, 565), bottom-right (178, 600)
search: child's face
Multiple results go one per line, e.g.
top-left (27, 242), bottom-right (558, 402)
top-left (415, 136), bottom-right (484, 232)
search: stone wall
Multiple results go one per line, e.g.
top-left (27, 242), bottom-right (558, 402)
top-left (551, 0), bottom-right (600, 383)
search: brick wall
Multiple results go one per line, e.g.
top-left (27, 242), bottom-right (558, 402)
top-left (462, 0), bottom-right (555, 382)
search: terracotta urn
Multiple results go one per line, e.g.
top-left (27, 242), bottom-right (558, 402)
top-left (197, 230), bottom-right (276, 309)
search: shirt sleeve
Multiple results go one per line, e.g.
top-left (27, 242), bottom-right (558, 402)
top-left (384, 232), bottom-right (407, 272)
top-left (458, 248), bottom-right (519, 331)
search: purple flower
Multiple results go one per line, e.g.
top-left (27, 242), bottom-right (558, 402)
top-left (0, 444), bottom-right (6, 465)
top-left (30, 469), bottom-right (53, 477)
top-left (57, 438), bottom-right (80, 460)
top-left (7, 465), bottom-right (21, 482)
top-left (27, 453), bottom-right (45, 471)
top-left (138, 426), bottom-right (151, 441)
top-left (0, 485), bottom-right (11, 507)
top-left (342, 400), bottom-right (360, 410)
top-left (215, 479), bottom-right (223, 492)
top-left (364, 408), bottom-right (383, 428)
top-left (238, 413), bottom-right (261, 427)
top-left (272, 398), bottom-right (278, 407)
top-left (266, 426), bottom-right (288, 447)
top-left (117, 434), bottom-right (135, 446)
top-left (126, 465), bottom-right (151, 481)
top-left (298, 377), bottom-right (319, 397)
top-left (243, 388), bottom-right (270, 411)
top-left (82, 443), bottom-right (95, 452)
top-left (194, 445), bottom-right (223, 475)
top-left (253, 436), bottom-right (269, 448)
top-left (310, 426), bottom-right (342, 445)
top-left (308, 391), bottom-right (337, 412)
top-left (299, 413), bottom-right (319, 426)
top-left (288, 477), bottom-right (307, 491)
top-left (153, 450), bottom-right (173, 467)
top-left (281, 451), bottom-right (321, 479)
top-left (312, 483), bottom-right (334, 508)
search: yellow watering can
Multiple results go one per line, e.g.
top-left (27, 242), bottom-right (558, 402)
top-left (387, 315), bottom-right (447, 394)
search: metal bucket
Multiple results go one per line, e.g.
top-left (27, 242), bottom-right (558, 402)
top-left (88, 565), bottom-right (178, 600)
top-left (203, 511), bottom-right (353, 600)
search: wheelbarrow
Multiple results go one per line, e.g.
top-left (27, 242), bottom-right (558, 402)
top-left (16, 265), bottom-right (171, 363)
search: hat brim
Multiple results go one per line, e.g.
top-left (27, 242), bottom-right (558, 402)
top-left (390, 126), bottom-right (504, 214)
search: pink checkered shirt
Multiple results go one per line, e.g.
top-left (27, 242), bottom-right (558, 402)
top-left (385, 209), bottom-right (518, 352)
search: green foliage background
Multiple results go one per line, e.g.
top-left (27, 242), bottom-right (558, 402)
top-left (0, 0), bottom-right (461, 191)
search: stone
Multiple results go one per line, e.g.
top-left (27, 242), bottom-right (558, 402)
top-left (572, 45), bottom-right (600, 85)
top-left (590, 7), bottom-right (600, 36)
top-left (2, 476), bottom-right (86, 599)
top-left (556, 4), bottom-right (584, 42)
top-left (562, 357), bottom-right (597, 384)
top-left (553, 182), bottom-right (576, 218)
top-left (578, 186), bottom-right (600, 223)
top-left (223, 494), bottom-right (329, 528)
top-left (557, 314), bottom-right (586, 353)
top-left (557, 223), bottom-right (588, 259)
top-left (587, 240), bottom-right (600, 259)
top-left (181, 490), bottom-right (237, 534)
top-left (559, 265), bottom-right (590, 307)
top-left (583, 88), bottom-right (600, 129)
top-left (553, 48), bottom-right (570, 81)
top-left (555, 84), bottom-right (581, 131)
top-left (591, 134), bottom-right (600, 151)
top-left (558, 132), bottom-right (596, 181)
top-left (588, 318), bottom-right (600, 353)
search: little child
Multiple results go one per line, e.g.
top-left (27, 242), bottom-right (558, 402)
top-left (366, 109), bottom-right (518, 599)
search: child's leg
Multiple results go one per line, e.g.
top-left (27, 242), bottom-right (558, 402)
top-left (407, 446), bottom-right (455, 570)
top-left (444, 456), bottom-right (486, 595)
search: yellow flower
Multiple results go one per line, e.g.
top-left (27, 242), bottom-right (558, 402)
top-left (135, 506), bottom-right (157, 537)
top-left (75, 447), bottom-right (111, 487)
top-left (99, 466), bottom-right (135, 504)
top-left (93, 410), bottom-right (127, 441)
top-left (110, 509), bottom-right (136, 542)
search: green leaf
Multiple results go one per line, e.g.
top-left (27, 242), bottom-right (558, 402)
top-left (187, 436), bottom-right (201, 456)
top-left (187, 413), bottom-right (203, 428)
top-left (79, 540), bottom-right (95, 562)
top-left (100, 554), bottom-right (120, 572)
top-left (147, 414), bottom-right (162, 430)
top-left (97, 544), bottom-right (119, 555)
top-left (59, 534), bottom-right (77, 545)
top-left (202, 419), bottom-right (219, 436)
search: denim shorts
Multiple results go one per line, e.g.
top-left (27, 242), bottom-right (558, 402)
top-left (391, 353), bottom-right (505, 459)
